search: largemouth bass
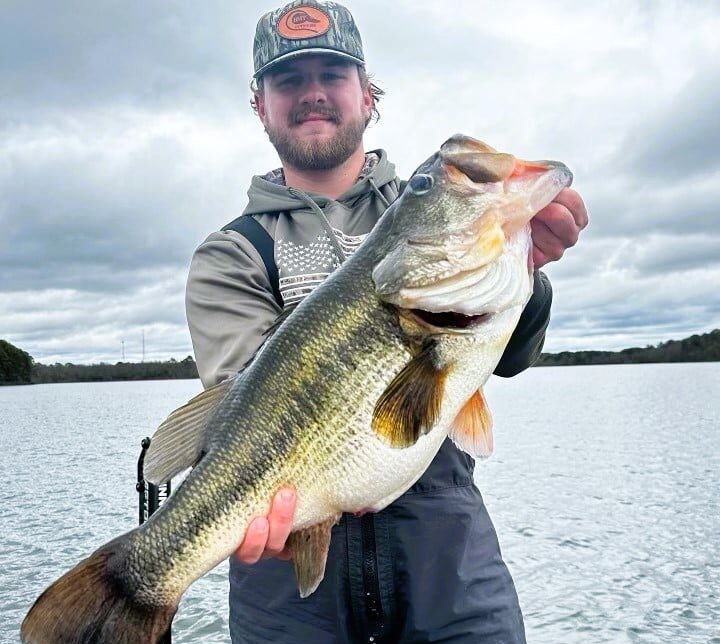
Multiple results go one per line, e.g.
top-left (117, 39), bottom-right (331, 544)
top-left (21, 135), bottom-right (572, 643)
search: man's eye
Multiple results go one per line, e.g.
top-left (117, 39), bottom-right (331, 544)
top-left (319, 70), bottom-right (346, 82)
top-left (278, 76), bottom-right (300, 87)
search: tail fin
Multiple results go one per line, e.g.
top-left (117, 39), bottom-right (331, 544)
top-left (20, 533), bottom-right (176, 644)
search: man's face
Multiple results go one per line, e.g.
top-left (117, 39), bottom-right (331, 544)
top-left (255, 55), bottom-right (373, 171)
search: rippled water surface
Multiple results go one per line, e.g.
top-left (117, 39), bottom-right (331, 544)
top-left (1, 364), bottom-right (718, 643)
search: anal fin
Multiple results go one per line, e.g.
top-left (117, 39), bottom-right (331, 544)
top-left (449, 389), bottom-right (494, 458)
top-left (287, 515), bottom-right (340, 598)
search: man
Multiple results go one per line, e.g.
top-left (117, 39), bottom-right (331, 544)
top-left (186, 1), bottom-right (588, 642)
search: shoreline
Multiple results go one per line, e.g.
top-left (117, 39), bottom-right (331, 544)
top-left (3, 359), bottom-right (718, 387)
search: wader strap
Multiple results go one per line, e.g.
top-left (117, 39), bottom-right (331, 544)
top-left (223, 180), bottom-right (404, 310)
top-left (223, 215), bottom-right (283, 307)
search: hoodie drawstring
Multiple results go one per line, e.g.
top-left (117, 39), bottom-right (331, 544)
top-left (368, 178), bottom-right (391, 208)
top-left (287, 187), bottom-right (347, 264)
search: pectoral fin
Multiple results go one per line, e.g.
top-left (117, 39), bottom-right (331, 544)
top-left (144, 378), bottom-right (233, 484)
top-left (371, 344), bottom-right (447, 448)
top-left (287, 515), bottom-right (340, 598)
top-left (449, 389), bottom-right (494, 458)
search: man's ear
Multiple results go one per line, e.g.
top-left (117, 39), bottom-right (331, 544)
top-left (361, 84), bottom-right (373, 122)
top-left (255, 90), bottom-right (268, 126)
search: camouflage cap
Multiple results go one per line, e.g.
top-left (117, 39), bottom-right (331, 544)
top-left (253, 1), bottom-right (365, 79)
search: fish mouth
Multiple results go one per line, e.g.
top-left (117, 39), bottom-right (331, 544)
top-left (401, 308), bottom-right (491, 331)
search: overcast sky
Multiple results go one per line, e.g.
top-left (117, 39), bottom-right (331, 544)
top-left (1, 0), bottom-right (719, 364)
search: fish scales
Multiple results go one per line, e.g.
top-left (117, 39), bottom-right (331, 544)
top-left (126, 236), bottom-right (413, 605)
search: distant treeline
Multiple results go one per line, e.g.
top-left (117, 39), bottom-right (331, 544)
top-left (0, 340), bottom-right (200, 385)
top-left (536, 329), bottom-right (720, 366)
top-left (2, 329), bottom-right (719, 385)
top-left (30, 356), bottom-right (200, 383)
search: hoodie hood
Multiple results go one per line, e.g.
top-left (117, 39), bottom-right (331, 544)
top-left (242, 149), bottom-right (397, 216)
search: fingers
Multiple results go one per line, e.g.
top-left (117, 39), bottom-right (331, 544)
top-left (533, 202), bottom-right (580, 248)
top-left (263, 487), bottom-right (296, 557)
top-left (554, 188), bottom-right (589, 230)
top-left (235, 517), bottom-right (270, 564)
top-left (531, 218), bottom-right (565, 268)
top-left (234, 486), bottom-right (296, 565)
top-left (530, 188), bottom-right (589, 268)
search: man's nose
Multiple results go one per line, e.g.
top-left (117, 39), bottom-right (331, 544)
top-left (299, 78), bottom-right (327, 104)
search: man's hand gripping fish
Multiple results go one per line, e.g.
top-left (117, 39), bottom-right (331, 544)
top-left (21, 135), bottom-right (572, 644)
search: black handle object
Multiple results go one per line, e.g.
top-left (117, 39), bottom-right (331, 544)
top-left (137, 437), bottom-right (172, 643)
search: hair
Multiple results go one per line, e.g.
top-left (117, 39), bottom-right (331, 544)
top-left (250, 64), bottom-right (385, 125)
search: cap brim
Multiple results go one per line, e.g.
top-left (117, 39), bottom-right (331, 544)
top-left (254, 48), bottom-right (365, 79)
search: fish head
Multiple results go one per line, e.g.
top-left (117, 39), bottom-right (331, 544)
top-left (373, 134), bottom-right (572, 340)
top-left (369, 136), bottom-right (572, 457)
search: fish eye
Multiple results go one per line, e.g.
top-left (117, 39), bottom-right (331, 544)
top-left (408, 173), bottom-right (434, 195)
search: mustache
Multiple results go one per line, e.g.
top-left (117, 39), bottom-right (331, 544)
top-left (289, 106), bottom-right (341, 125)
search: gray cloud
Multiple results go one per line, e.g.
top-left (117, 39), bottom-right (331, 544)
top-left (629, 234), bottom-right (720, 274)
top-left (0, 112), bottom-right (272, 293)
top-left (622, 65), bottom-right (720, 182)
top-left (1, 276), bottom-right (190, 363)
top-left (1, 0), bottom-right (719, 363)
top-left (544, 262), bottom-right (720, 351)
top-left (0, 1), bottom-right (252, 117)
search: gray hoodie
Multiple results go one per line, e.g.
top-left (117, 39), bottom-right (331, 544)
top-left (186, 150), bottom-right (401, 387)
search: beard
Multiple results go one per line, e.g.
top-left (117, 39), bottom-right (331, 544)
top-left (265, 105), bottom-right (367, 171)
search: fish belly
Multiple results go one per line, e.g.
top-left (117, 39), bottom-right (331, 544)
top-left (287, 393), bottom-right (477, 533)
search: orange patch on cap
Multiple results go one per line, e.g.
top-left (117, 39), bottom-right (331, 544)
top-left (277, 6), bottom-right (331, 40)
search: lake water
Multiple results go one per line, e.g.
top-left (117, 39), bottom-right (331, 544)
top-left (1, 363), bottom-right (718, 643)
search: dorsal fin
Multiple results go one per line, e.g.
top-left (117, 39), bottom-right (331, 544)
top-left (371, 343), bottom-right (447, 448)
top-left (144, 378), bottom-right (233, 484)
top-left (449, 388), bottom-right (494, 458)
